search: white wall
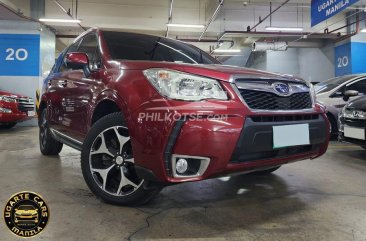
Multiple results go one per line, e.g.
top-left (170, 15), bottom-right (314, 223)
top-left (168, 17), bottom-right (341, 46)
top-left (298, 45), bottom-right (334, 82)
top-left (245, 44), bottom-right (335, 82)
top-left (266, 48), bottom-right (300, 76)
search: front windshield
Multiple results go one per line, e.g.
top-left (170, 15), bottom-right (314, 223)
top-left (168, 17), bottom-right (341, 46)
top-left (315, 75), bottom-right (358, 94)
top-left (102, 31), bottom-right (220, 65)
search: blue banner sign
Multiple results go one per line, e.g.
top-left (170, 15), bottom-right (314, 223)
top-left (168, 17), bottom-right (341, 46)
top-left (0, 34), bottom-right (40, 76)
top-left (311, 0), bottom-right (360, 27)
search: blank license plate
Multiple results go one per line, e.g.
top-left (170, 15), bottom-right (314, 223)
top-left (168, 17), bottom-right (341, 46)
top-left (27, 111), bottom-right (35, 116)
top-left (344, 126), bottom-right (365, 140)
top-left (273, 124), bottom-right (310, 149)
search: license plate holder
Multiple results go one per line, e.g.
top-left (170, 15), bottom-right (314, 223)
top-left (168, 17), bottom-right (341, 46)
top-left (273, 124), bottom-right (310, 149)
top-left (27, 111), bottom-right (35, 117)
top-left (344, 126), bottom-right (365, 140)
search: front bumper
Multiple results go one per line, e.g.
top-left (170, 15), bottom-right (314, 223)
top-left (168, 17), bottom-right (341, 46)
top-left (339, 117), bottom-right (366, 147)
top-left (131, 100), bottom-right (329, 183)
top-left (0, 112), bottom-right (31, 123)
top-left (0, 100), bottom-right (35, 123)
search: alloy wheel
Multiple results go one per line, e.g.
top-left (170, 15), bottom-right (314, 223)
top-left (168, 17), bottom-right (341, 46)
top-left (89, 126), bottom-right (143, 196)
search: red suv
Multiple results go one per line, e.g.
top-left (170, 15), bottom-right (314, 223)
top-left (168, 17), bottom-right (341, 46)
top-left (0, 89), bottom-right (35, 129)
top-left (39, 28), bottom-right (329, 205)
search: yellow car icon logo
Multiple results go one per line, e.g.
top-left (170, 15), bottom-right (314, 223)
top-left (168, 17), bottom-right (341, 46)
top-left (14, 205), bottom-right (39, 223)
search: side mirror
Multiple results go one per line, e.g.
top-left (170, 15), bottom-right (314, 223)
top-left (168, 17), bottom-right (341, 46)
top-left (343, 90), bottom-right (359, 101)
top-left (65, 52), bottom-right (91, 76)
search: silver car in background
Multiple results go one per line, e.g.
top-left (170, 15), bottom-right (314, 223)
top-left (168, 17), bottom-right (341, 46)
top-left (315, 74), bottom-right (366, 137)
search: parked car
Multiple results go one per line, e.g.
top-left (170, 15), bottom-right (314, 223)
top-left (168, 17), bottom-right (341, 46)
top-left (0, 89), bottom-right (35, 129)
top-left (339, 95), bottom-right (366, 148)
top-left (315, 74), bottom-right (366, 136)
top-left (39, 28), bottom-right (329, 205)
top-left (14, 205), bottom-right (39, 223)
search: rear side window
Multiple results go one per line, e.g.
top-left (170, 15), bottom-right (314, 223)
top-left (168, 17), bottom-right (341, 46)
top-left (102, 31), bottom-right (219, 65)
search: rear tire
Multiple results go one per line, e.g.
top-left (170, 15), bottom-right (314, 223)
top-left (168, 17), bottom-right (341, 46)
top-left (81, 112), bottom-right (161, 206)
top-left (252, 166), bottom-right (280, 175)
top-left (39, 109), bottom-right (63, 155)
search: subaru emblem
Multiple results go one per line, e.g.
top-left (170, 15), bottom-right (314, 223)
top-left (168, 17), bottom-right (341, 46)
top-left (273, 82), bottom-right (290, 95)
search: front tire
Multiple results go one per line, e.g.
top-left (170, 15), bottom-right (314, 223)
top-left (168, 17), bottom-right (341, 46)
top-left (327, 113), bottom-right (338, 139)
top-left (39, 109), bottom-right (63, 155)
top-left (81, 112), bottom-right (161, 206)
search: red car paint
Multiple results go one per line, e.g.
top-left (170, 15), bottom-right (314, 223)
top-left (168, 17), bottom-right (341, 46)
top-left (0, 90), bottom-right (34, 125)
top-left (40, 28), bottom-right (329, 183)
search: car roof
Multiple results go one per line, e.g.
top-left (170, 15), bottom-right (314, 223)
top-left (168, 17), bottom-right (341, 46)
top-left (72, 27), bottom-right (188, 46)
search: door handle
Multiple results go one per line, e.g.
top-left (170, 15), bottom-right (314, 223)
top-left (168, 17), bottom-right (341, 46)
top-left (58, 80), bottom-right (68, 87)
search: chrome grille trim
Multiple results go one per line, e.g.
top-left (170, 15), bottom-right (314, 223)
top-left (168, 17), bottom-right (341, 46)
top-left (231, 75), bottom-right (314, 112)
top-left (235, 81), bottom-right (310, 96)
top-left (17, 97), bottom-right (35, 112)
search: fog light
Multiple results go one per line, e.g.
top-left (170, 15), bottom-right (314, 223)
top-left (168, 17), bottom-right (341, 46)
top-left (0, 107), bottom-right (12, 113)
top-left (176, 158), bottom-right (188, 174)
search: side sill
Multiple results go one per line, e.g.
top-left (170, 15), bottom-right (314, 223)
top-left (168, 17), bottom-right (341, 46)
top-left (50, 129), bottom-right (83, 151)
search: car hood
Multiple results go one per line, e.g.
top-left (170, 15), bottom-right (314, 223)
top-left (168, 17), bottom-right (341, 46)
top-left (119, 61), bottom-right (306, 83)
top-left (346, 96), bottom-right (366, 111)
top-left (316, 93), bottom-right (330, 101)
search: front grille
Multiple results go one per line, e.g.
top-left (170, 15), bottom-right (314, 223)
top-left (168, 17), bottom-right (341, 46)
top-left (231, 145), bottom-right (319, 163)
top-left (344, 119), bottom-right (366, 128)
top-left (251, 114), bottom-right (319, 123)
top-left (229, 114), bottom-right (327, 164)
top-left (239, 89), bottom-right (312, 110)
top-left (17, 97), bottom-right (34, 112)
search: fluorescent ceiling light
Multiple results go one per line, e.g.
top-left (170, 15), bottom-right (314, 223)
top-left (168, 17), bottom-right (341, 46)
top-left (265, 26), bottom-right (303, 32)
top-left (212, 54), bottom-right (243, 57)
top-left (361, 29), bottom-right (366, 33)
top-left (39, 18), bottom-right (81, 23)
top-left (213, 49), bottom-right (241, 53)
top-left (167, 23), bottom-right (205, 28)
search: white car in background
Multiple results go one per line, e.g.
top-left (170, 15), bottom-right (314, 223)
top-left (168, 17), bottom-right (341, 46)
top-left (315, 74), bottom-right (366, 137)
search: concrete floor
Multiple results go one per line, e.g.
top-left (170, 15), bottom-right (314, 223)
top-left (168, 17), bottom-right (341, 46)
top-left (1, 127), bottom-right (366, 241)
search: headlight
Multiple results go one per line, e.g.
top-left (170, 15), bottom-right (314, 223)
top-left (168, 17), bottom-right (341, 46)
top-left (0, 95), bottom-right (17, 103)
top-left (340, 105), bottom-right (347, 118)
top-left (0, 107), bottom-right (12, 113)
top-left (143, 69), bottom-right (228, 101)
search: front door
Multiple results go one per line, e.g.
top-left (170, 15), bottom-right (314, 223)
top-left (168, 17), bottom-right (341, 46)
top-left (59, 34), bottom-right (103, 142)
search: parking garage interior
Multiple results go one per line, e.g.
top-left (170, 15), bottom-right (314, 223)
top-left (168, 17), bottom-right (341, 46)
top-left (0, 0), bottom-right (366, 240)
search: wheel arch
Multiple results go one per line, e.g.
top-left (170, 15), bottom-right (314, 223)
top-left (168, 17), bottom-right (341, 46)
top-left (38, 100), bottom-right (47, 114)
top-left (38, 100), bottom-right (47, 126)
top-left (326, 112), bottom-right (338, 135)
top-left (91, 99), bottom-right (121, 125)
